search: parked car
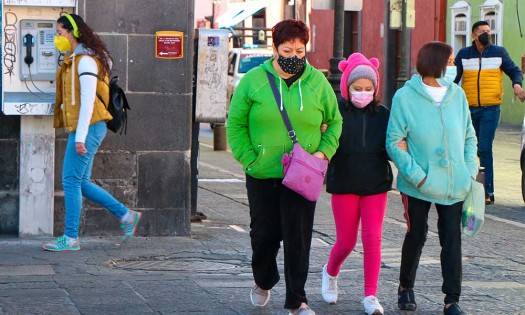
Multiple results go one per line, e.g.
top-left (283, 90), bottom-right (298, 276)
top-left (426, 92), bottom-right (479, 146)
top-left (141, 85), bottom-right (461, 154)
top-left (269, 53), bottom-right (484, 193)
top-left (226, 47), bottom-right (273, 111)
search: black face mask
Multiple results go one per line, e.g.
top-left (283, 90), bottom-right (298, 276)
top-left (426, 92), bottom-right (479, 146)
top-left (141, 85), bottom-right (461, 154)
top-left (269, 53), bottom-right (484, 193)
top-left (277, 55), bottom-right (306, 75)
top-left (478, 32), bottom-right (490, 46)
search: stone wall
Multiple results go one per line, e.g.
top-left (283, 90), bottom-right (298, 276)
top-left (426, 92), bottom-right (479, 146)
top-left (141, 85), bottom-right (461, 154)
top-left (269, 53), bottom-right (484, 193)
top-left (0, 0), bottom-right (194, 237)
top-left (0, 113), bottom-right (20, 235)
top-left (51, 0), bottom-right (195, 237)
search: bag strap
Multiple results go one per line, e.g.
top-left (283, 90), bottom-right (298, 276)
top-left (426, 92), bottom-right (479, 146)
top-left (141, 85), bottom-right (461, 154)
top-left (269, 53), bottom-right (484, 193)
top-left (265, 71), bottom-right (298, 144)
top-left (79, 71), bottom-right (109, 85)
top-left (79, 71), bottom-right (107, 107)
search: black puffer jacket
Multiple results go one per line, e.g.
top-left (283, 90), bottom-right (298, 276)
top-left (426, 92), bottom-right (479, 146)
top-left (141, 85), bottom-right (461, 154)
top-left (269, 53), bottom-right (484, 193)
top-left (326, 100), bottom-right (393, 195)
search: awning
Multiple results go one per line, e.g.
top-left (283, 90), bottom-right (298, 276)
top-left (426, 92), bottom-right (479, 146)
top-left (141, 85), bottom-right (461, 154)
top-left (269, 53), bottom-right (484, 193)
top-left (215, 0), bottom-right (267, 29)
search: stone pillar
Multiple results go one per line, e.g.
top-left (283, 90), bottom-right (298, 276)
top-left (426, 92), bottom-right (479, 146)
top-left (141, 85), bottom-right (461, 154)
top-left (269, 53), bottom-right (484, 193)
top-left (19, 116), bottom-right (55, 236)
top-left (62, 0), bottom-right (195, 236)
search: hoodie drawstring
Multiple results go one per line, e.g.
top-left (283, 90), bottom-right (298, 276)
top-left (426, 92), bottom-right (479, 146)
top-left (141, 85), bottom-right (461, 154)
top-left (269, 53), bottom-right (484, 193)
top-left (279, 78), bottom-right (283, 111)
top-left (298, 79), bottom-right (303, 111)
top-left (277, 75), bottom-right (304, 111)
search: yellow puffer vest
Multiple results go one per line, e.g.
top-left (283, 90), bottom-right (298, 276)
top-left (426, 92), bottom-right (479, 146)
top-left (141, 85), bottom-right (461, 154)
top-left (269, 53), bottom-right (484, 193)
top-left (53, 53), bottom-right (112, 132)
top-left (461, 57), bottom-right (503, 106)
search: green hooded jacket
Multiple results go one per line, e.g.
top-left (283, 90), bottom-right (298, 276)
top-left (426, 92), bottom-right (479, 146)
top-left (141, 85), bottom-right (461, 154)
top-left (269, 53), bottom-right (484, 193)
top-left (227, 58), bottom-right (342, 179)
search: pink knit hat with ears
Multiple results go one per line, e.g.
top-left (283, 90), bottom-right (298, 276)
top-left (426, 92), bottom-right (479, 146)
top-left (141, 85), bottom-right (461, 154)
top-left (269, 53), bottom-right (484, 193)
top-left (339, 53), bottom-right (380, 100)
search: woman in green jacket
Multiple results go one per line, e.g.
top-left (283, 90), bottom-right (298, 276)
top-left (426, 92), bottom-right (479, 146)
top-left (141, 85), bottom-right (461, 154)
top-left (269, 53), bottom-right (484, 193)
top-left (227, 19), bottom-right (342, 315)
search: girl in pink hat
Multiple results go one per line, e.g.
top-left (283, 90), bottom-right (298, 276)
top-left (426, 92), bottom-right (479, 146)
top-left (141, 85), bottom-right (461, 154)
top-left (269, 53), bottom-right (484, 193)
top-left (321, 53), bottom-right (401, 315)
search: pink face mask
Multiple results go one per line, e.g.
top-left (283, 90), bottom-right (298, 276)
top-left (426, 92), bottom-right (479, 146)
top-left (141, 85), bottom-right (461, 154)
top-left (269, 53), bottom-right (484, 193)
top-left (350, 91), bottom-right (374, 108)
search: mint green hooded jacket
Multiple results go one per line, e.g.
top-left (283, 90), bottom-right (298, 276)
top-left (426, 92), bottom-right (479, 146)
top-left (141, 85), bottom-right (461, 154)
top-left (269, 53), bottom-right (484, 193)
top-left (386, 74), bottom-right (478, 205)
top-left (227, 59), bottom-right (342, 179)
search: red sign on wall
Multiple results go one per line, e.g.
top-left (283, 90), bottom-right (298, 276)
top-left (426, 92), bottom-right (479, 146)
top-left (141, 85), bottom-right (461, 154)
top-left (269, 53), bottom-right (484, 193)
top-left (155, 31), bottom-right (184, 59)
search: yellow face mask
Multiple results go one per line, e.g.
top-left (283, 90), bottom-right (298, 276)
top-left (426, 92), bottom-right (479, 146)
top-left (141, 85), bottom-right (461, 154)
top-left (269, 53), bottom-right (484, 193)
top-left (53, 35), bottom-right (71, 52)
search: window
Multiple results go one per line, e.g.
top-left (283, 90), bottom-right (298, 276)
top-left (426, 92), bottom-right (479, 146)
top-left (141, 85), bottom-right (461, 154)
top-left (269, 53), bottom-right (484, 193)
top-left (238, 54), bottom-right (271, 73)
top-left (454, 15), bottom-right (467, 33)
top-left (450, 1), bottom-right (471, 55)
top-left (480, 0), bottom-right (503, 45)
top-left (484, 12), bottom-right (497, 44)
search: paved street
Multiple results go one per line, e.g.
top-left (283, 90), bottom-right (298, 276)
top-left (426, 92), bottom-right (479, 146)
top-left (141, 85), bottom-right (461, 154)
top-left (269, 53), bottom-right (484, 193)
top-left (0, 124), bottom-right (523, 315)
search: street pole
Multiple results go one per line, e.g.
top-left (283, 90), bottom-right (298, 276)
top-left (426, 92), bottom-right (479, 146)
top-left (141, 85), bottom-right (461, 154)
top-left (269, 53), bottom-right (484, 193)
top-left (190, 37), bottom-right (200, 221)
top-left (211, 1), bottom-right (215, 29)
top-left (396, 0), bottom-right (409, 90)
top-left (210, 0), bottom-right (227, 151)
top-left (326, 0), bottom-right (345, 98)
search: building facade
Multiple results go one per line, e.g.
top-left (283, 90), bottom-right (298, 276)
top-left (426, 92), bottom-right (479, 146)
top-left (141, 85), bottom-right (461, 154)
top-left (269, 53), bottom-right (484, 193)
top-left (307, 0), bottom-right (447, 107)
top-left (0, 0), bottom-right (195, 236)
top-left (448, 0), bottom-right (525, 124)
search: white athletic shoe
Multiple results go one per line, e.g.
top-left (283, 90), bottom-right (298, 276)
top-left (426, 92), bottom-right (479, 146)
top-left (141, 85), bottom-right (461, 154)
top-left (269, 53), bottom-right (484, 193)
top-left (321, 264), bottom-right (338, 304)
top-left (363, 295), bottom-right (384, 315)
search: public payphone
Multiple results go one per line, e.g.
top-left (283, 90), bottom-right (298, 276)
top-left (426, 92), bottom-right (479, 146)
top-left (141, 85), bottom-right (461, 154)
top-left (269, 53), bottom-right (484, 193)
top-left (1, 0), bottom-right (77, 236)
top-left (19, 19), bottom-right (57, 81)
top-left (1, 0), bottom-right (75, 115)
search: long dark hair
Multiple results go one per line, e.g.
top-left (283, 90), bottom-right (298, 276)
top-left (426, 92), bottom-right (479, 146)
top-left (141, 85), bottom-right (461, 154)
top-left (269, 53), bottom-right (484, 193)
top-left (57, 14), bottom-right (113, 77)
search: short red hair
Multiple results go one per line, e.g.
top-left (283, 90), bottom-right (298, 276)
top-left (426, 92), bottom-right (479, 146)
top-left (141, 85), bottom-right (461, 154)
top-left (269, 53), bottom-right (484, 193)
top-left (272, 19), bottom-right (309, 49)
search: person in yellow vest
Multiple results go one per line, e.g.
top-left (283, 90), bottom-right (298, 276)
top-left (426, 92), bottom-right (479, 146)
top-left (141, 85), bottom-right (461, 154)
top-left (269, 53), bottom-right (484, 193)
top-left (454, 20), bottom-right (525, 205)
top-left (43, 14), bottom-right (141, 251)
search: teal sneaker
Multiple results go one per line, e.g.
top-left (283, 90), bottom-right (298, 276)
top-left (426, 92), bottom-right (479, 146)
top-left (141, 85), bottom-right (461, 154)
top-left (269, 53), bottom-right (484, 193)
top-left (42, 235), bottom-right (80, 252)
top-left (120, 211), bottom-right (142, 243)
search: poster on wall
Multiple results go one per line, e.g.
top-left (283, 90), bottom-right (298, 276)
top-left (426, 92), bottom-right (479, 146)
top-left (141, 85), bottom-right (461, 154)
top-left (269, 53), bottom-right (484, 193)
top-left (155, 31), bottom-right (183, 59)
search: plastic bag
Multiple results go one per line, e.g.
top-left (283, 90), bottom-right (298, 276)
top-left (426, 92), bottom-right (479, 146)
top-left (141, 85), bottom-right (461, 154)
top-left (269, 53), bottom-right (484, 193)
top-left (462, 178), bottom-right (485, 237)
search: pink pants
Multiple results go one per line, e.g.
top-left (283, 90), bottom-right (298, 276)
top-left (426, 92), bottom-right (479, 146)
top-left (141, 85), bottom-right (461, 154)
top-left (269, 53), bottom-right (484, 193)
top-left (326, 192), bottom-right (388, 297)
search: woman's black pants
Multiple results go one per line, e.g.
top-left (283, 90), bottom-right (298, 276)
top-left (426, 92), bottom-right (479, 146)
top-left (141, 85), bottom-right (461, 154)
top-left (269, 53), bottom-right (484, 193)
top-left (246, 174), bottom-right (316, 309)
top-left (399, 193), bottom-right (463, 305)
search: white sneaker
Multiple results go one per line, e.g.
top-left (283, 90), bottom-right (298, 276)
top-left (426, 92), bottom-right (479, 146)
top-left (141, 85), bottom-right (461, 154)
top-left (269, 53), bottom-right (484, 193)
top-left (288, 305), bottom-right (316, 315)
top-left (363, 295), bottom-right (384, 315)
top-left (250, 283), bottom-right (270, 307)
top-left (321, 264), bottom-right (338, 304)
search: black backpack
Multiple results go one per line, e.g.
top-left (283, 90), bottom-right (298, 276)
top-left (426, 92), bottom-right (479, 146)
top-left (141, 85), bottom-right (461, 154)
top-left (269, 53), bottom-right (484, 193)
top-left (79, 72), bottom-right (130, 134)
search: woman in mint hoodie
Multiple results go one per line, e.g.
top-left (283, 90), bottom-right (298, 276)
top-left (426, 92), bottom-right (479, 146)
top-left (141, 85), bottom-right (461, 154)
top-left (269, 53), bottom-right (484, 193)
top-left (386, 42), bottom-right (477, 315)
top-left (227, 20), bottom-right (342, 315)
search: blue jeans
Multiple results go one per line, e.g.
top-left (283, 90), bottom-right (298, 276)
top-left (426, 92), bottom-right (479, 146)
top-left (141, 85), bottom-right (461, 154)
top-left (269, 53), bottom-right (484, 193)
top-left (63, 122), bottom-right (128, 239)
top-left (469, 106), bottom-right (501, 195)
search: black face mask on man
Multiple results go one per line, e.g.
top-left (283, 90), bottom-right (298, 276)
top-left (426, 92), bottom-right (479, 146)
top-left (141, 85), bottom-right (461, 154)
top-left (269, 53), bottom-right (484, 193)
top-left (277, 55), bottom-right (306, 75)
top-left (478, 32), bottom-right (490, 46)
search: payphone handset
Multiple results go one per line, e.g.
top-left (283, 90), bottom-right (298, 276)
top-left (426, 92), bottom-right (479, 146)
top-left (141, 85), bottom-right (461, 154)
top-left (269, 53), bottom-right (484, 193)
top-left (20, 19), bottom-right (57, 81)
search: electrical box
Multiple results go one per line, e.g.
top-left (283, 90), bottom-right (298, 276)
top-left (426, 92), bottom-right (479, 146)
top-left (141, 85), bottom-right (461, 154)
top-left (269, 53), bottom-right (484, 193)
top-left (1, 0), bottom-right (75, 115)
top-left (311, 0), bottom-right (363, 11)
top-left (389, 0), bottom-right (416, 29)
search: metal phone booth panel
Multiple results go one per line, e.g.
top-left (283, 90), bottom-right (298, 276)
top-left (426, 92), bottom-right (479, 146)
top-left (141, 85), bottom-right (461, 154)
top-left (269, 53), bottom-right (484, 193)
top-left (1, 0), bottom-right (76, 236)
